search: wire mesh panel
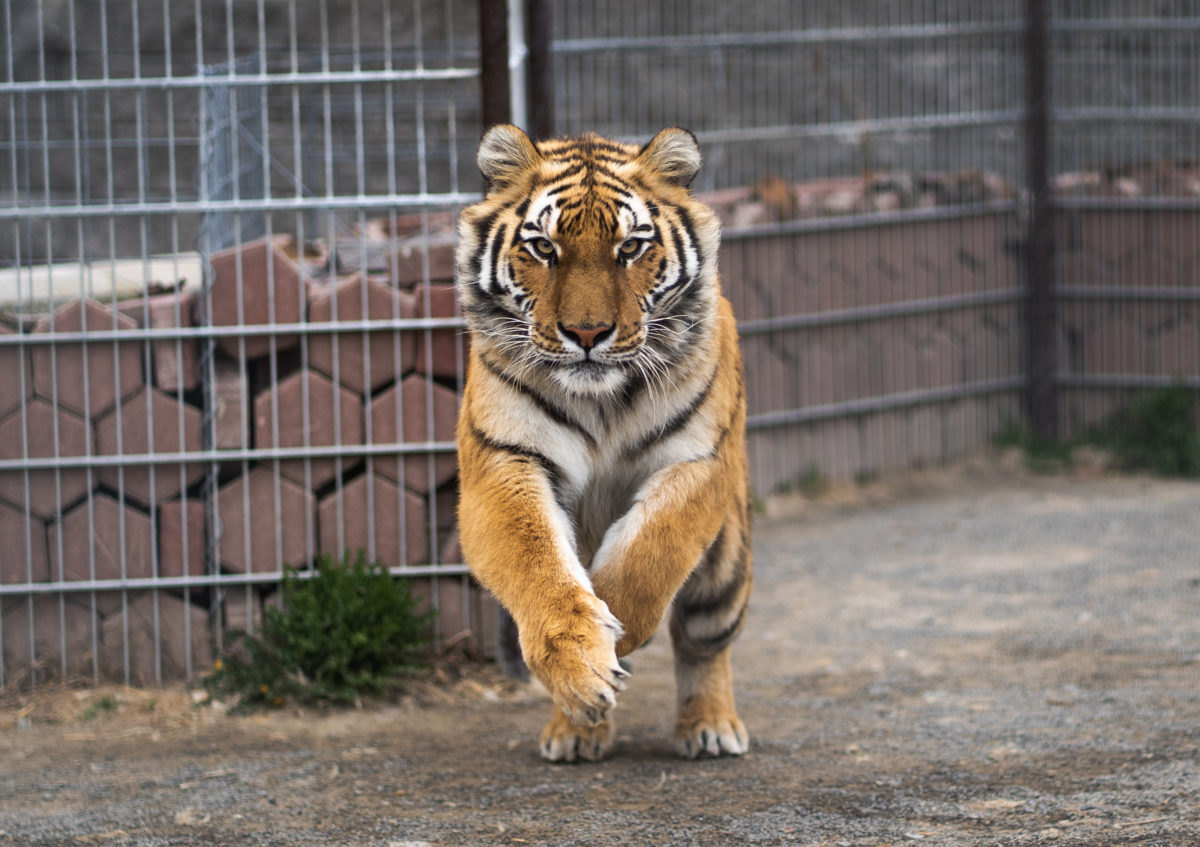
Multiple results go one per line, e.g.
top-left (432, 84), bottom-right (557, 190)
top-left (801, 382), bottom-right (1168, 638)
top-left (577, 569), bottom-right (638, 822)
top-left (0, 0), bottom-right (491, 688)
top-left (552, 0), bottom-right (1029, 495)
top-left (1049, 2), bottom-right (1200, 436)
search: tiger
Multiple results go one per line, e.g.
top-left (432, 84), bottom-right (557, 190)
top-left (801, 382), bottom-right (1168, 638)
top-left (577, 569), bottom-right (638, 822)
top-left (454, 125), bottom-right (752, 762)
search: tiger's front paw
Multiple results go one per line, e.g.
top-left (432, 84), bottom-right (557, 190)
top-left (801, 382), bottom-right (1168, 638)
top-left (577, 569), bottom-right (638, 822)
top-left (540, 707), bottom-right (616, 762)
top-left (524, 596), bottom-right (630, 727)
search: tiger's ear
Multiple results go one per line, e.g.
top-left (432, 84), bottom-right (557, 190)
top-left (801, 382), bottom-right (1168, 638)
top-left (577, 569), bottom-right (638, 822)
top-left (477, 124), bottom-right (542, 190)
top-left (637, 127), bottom-right (702, 188)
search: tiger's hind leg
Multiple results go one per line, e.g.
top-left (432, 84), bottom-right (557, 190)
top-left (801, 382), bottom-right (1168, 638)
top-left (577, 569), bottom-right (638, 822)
top-left (672, 644), bottom-right (748, 758)
top-left (669, 524), bottom-right (752, 758)
top-left (540, 705), bottom-right (616, 763)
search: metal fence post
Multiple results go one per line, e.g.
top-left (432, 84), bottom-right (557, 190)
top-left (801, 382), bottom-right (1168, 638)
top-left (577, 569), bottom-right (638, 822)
top-left (478, 0), bottom-right (512, 131)
top-left (477, 0), bottom-right (529, 680)
top-left (1023, 0), bottom-right (1058, 439)
top-left (525, 0), bottom-right (554, 140)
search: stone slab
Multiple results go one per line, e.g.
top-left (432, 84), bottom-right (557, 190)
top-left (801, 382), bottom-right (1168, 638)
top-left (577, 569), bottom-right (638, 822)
top-left (217, 466), bottom-right (315, 573)
top-left (317, 472), bottom-right (429, 568)
top-left (99, 591), bottom-right (212, 683)
top-left (47, 493), bottom-right (155, 616)
top-left (30, 298), bottom-right (143, 418)
top-left (207, 235), bottom-right (311, 360)
top-left (0, 397), bottom-right (92, 519)
top-left (253, 369), bottom-right (364, 488)
top-left (0, 499), bottom-right (47, 585)
top-left (94, 387), bottom-right (205, 506)
top-left (367, 374), bottom-right (458, 493)
top-left (308, 274), bottom-right (417, 394)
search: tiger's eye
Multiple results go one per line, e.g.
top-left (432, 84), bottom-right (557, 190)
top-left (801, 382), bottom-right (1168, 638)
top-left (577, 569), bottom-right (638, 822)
top-left (532, 237), bottom-right (555, 257)
top-left (619, 239), bottom-right (640, 256)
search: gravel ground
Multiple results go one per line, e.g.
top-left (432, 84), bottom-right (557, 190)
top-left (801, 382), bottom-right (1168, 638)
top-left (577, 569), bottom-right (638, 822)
top-left (2, 467), bottom-right (1199, 846)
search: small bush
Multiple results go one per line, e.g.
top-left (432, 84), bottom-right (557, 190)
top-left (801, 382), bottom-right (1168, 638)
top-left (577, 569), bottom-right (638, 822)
top-left (206, 551), bottom-right (435, 709)
top-left (1100, 384), bottom-right (1200, 477)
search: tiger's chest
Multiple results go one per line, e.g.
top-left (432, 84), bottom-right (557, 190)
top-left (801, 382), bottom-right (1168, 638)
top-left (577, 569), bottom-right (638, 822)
top-left (542, 392), bottom-right (711, 570)
top-left (570, 462), bottom-right (641, 570)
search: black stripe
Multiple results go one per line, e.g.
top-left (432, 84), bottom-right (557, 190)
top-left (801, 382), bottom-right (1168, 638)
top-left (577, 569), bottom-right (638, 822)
top-left (469, 208), bottom-right (501, 282)
top-left (674, 203), bottom-right (702, 271)
top-left (486, 222), bottom-right (509, 293)
top-left (625, 367), bottom-right (717, 457)
top-left (688, 603), bottom-right (747, 651)
top-left (469, 419), bottom-right (567, 507)
top-left (481, 357), bottom-right (597, 450)
top-left (678, 537), bottom-right (749, 620)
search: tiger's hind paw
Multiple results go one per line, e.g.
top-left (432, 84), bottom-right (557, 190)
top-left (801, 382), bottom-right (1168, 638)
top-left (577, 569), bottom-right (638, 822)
top-left (540, 708), bottom-right (615, 763)
top-left (674, 715), bottom-right (749, 759)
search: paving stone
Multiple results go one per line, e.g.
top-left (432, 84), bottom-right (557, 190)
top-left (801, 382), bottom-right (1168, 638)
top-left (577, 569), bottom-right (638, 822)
top-left (317, 472), bottom-right (429, 568)
top-left (118, 290), bottom-right (200, 392)
top-left (409, 575), bottom-right (495, 657)
top-left (388, 239), bottom-right (457, 287)
top-left (99, 591), bottom-right (211, 683)
top-left (208, 235), bottom-right (312, 360)
top-left (217, 466), bottom-right (315, 573)
top-left (94, 387), bottom-right (205, 506)
top-left (308, 274), bottom-right (417, 393)
top-left (158, 497), bottom-right (207, 579)
top-left (253, 369), bottom-right (364, 488)
top-left (0, 499), bottom-right (47, 584)
top-left (368, 373), bottom-right (458, 493)
top-left (30, 298), bottom-right (143, 418)
top-left (0, 398), bottom-right (92, 519)
top-left (438, 524), bottom-right (462, 566)
top-left (413, 284), bottom-right (468, 380)
top-left (1, 594), bottom-right (96, 681)
top-left (47, 493), bottom-right (155, 616)
top-left (0, 324), bottom-right (33, 421)
top-left (220, 588), bottom-right (268, 635)
top-left (212, 357), bottom-right (250, 450)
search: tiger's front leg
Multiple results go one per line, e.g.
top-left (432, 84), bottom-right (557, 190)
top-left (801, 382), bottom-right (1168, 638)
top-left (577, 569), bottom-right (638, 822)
top-left (456, 433), bottom-right (629, 734)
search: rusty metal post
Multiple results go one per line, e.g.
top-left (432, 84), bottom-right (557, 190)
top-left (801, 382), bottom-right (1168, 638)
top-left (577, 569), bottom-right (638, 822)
top-left (1023, 0), bottom-right (1058, 439)
top-left (525, 0), bottom-right (554, 140)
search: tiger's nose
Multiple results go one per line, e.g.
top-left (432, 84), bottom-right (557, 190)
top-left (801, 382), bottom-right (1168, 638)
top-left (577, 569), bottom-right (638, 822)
top-left (560, 322), bottom-right (614, 350)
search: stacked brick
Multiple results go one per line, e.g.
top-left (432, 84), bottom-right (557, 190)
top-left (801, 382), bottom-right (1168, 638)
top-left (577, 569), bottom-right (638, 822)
top-left (0, 221), bottom-right (472, 685)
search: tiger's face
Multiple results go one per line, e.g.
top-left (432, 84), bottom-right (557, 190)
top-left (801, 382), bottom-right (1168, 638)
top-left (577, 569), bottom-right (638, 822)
top-left (456, 126), bottom-right (722, 397)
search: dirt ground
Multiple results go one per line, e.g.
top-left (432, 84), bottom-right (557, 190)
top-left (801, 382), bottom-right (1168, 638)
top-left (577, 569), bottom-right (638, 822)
top-left (2, 460), bottom-right (1199, 846)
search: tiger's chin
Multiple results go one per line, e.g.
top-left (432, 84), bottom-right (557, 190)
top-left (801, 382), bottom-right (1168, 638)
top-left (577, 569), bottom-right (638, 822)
top-left (551, 360), bottom-right (629, 398)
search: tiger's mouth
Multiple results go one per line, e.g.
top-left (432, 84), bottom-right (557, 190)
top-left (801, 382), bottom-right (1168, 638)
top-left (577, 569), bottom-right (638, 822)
top-left (550, 357), bottom-right (629, 396)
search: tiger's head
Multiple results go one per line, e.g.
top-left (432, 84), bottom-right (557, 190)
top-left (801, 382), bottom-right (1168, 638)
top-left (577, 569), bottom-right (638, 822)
top-left (456, 125), bottom-right (722, 398)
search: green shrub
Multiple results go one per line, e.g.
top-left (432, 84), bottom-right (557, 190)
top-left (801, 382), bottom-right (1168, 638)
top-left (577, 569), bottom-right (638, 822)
top-left (1100, 384), bottom-right (1200, 477)
top-left (206, 551), bottom-right (435, 709)
top-left (992, 421), bottom-right (1077, 471)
